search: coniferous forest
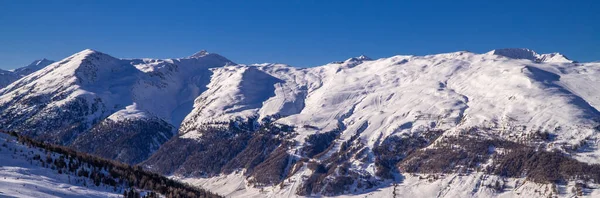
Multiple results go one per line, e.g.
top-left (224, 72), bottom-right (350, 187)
top-left (1, 131), bottom-right (221, 198)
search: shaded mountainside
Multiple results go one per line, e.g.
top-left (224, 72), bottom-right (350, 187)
top-left (2, 48), bottom-right (600, 197)
top-left (72, 118), bottom-right (174, 164)
top-left (143, 120), bottom-right (295, 185)
top-left (0, 69), bottom-right (19, 88)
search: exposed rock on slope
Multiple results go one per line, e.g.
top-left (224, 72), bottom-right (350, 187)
top-left (145, 49), bottom-right (600, 197)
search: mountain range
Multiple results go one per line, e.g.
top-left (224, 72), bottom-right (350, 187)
top-left (1, 48), bottom-right (600, 197)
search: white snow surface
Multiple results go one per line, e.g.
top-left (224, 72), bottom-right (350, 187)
top-left (0, 49), bottom-right (233, 129)
top-left (181, 50), bottom-right (599, 150)
top-left (488, 48), bottom-right (574, 63)
top-left (0, 133), bottom-right (121, 198)
top-left (11, 58), bottom-right (56, 76)
top-left (0, 59), bottom-right (54, 88)
top-left (178, 172), bottom-right (600, 198)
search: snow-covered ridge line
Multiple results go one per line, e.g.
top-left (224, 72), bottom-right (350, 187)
top-left (146, 48), bottom-right (600, 197)
top-left (488, 48), bottom-right (574, 63)
top-left (1, 47), bottom-right (599, 197)
top-left (0, 58), bottom-right (54, 89)
top-left (181, 48), bottom-right (596, 139)
top-left (0, 48), bottom-right (235, 164)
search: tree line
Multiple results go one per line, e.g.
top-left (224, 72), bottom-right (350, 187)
top-left (2, 131), bottom-right (221, 198)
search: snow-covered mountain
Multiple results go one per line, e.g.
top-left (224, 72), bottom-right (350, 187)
top-left (2, 48), bottom-right (600, 197)
top-left (142, 49), bottom-right (600, 197)
top-left (0, 49), bottom-right (233, 164)
top-left (488, 48), bottom-right (575, 63)
top-left (12, 58), bottom-right (56, 76)
top-left (0, 58), bottom-right (54, 88)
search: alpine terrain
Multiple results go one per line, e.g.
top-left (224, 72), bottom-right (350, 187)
top-left (0, 131), bottom-right (220, 198)
top-left (0, 58), bottom-right (54, 88)
top-left (2, 48), bottom-right (600, 197)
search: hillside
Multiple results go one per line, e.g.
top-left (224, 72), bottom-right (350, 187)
top-left (142, 48), bottom-right (600, 197)
top-left (1, 48), bottom-right (600, 197)
top-left (0, 49), bottom-right (233, 164)
top-left (0, 131), bottom-right (220, 198)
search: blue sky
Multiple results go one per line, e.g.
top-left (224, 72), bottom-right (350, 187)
top-left (0, 0), bottom-right (598, 69)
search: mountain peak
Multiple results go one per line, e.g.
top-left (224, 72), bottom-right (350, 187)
top-left (27, 58), bottom-right (54, 67)
top-left (189, 50), bottom-right (209, 58)
top-left (69, 49), bottom-right (120, 63)
top-left (356, 55), bottom-right (372, 61)
top-left (185, 50), bottom-right (236, 66)
top-left (11, 58), bottom-right (55, 76)
top-left (67, 49), bottom-right (113, 61)
top-left (78, 48), bottom-right (99, 55)
top-left (344, 55), bottom-right (372, 63)
top-left (488, 48), bottom-right (538, 60)
top-left (487, 48), bottom-right (574, 63)
top-left (537, 52), bottom-right (575, 63)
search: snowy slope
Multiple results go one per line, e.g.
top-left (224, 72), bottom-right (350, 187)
top-left (0, 132), bottom-right (219, 198)
top-left (11, 58), bottom-right (56, 76)
top-left (160, 49), bottom-right (600, 197)
top-left (3, 48), bottom-right (600, 197)
top-left (0, 59), bottom-right (54, 88)
top-left (178, 171), bottom-right (600, 198)
top-left (179, 50), bottom-right (597, 148)
top-left (0, 49), bottom-right (233, 163)
top-left (488, 48), bottom-right (574, 63)
top-left (0, 133), bottom-right (121, 198)
top-left (0, 49), bottom-right (232, 129)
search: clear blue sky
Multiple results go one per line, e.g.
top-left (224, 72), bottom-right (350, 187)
top-left (0, 0), bottom-right (598, 69)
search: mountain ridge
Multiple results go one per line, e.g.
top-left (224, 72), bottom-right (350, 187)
top-left (0, 58), bottom-right (54, 88)
top-left (2, 48), bottom-right (600, 197)
top-left (488, 48), bottom-right (575, 63)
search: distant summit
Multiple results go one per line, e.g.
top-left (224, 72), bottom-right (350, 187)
top-left (488, 48), bottom-right (574, 63)
top-left (189, 50), bottom-right (209, 58)
top-left (0, 58), bottom-right (55, 88)
top-left (345, 55), bottom-right (372, 62)
top-left (12, 58), bottom-right (54, 76)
